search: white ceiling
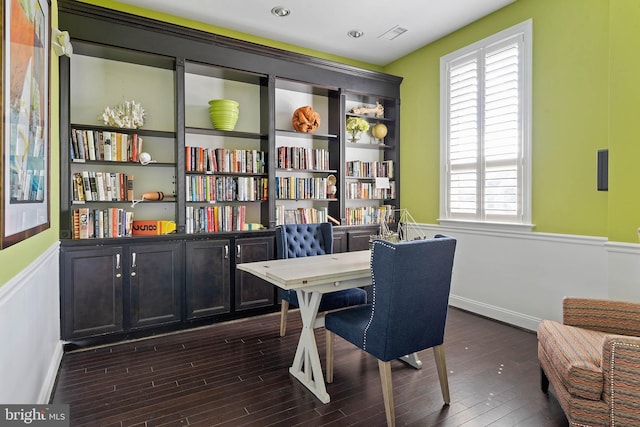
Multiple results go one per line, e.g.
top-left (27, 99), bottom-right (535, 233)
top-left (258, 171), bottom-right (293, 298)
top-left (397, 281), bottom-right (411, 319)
top-left (113, 0), bottom-right (517, 66)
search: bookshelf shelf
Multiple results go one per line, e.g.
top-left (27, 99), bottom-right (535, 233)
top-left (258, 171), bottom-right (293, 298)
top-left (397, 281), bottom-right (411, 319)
top-left (276, 168), bottom-right (337, 173)
top-left (275, 129), bottom-right (338, 140)
top-left (185, 126), bottom-right (265, 140)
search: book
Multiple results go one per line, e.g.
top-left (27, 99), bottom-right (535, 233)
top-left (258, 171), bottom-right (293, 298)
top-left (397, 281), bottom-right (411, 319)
top-left (103, 132), bottom-right (111, 161)
top-left (88, 172), bottom-right (98, 200)
top-left (72, 210), bottom-right (80, 239)
top-left (95, 172), bottom-right (106, 201)
top-left (86, 130), bottom-right (96, 160)
top-left (117, 174), bottom-right (124, 200)
top-left (78, 208), bottom-right (90, 239)
top-left (97, 131), bottom-right (104, 160)
top-left (70, 130), bottom-right (80, 159)
top-left (132, 220), bottom-right (175, 236)
top-left (110, 173), bottom-right (118, 201)
top-left (126, 175), bottom-right (134, 201)
top-left (81, 171), bottom-right (92, 201)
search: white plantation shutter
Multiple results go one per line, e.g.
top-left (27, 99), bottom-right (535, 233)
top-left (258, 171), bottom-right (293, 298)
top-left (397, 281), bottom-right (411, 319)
top-left (441, 21), bottom-right (531, 225)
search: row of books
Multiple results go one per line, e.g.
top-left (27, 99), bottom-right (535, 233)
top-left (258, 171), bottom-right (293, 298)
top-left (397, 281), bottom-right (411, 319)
top-left (345, 181), bottom-right (396, 200)
top-left (70, 128), bottom-right (143, 162)
top-left (72, 171), bottom-right (134, 202)
top-left (275, 205), bottom-right (328, 225)
top-left (275, 176), bottom-right (328, 200)
top-left (345, 160), bottom-right (394, 178)
top-left (276, 146), bottom-right (330, 171)
top-left (185, 176), bottom-right (268, 202)
top-left (185, 205), bottom-right (247, 233)
top-left (72, 207), bottom-right (134, 239)
top-left (185, 147), bottom-right (266, 174)
top-left (345, 205), bottom-right (395, 226)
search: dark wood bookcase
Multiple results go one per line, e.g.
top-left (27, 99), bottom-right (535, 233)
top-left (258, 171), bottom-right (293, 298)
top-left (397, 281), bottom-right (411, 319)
top-left (57, 0), bottom-right (402, 345)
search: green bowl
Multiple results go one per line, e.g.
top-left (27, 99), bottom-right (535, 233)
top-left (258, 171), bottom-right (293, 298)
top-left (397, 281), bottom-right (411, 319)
top-left (208, 99), bottom-right (239, 108)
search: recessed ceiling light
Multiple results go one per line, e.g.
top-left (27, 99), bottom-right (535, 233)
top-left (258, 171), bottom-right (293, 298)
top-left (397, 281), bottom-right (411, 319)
top-left (271, 6), bottom-right (291, 17)
top-left (347, 30), bottom-right (364, 39)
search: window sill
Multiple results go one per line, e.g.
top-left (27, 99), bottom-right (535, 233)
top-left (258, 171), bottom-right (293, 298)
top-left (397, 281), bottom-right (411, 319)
top-left (437, 219), bottom-right (535, 233)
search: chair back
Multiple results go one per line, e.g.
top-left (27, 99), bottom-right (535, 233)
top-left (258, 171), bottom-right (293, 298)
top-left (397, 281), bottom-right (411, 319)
top-left (275, 223), bottom-right (333, 259)
top-left (365, 236), bottom-right (456, 361)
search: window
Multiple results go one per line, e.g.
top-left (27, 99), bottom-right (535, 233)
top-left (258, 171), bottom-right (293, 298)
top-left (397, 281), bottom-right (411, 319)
top-left (440, 20), bottom-right (532, 228)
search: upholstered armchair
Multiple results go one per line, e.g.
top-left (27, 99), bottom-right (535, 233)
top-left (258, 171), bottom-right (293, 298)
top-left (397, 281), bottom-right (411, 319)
top-left (537, 297), bottom-right (640, 426)
top-left (275, 223), bottom-right (367, 336)
top-left (325, 236), bottom-right (457, 427)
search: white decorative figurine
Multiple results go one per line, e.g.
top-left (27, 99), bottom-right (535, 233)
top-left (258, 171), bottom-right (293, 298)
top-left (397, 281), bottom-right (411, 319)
top-left (99, 100), bottom-right (145, 129)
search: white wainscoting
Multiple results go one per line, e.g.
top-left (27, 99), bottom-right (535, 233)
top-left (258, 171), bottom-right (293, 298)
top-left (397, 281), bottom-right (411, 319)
top-left (0, 243), bottom-right (62, 404)
top-left (406, 224), bottom-right (640, 331)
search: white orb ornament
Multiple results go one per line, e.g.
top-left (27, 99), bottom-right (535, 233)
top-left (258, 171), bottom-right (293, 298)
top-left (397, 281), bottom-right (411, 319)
top-left (139, 152), bottom-right (153, 165)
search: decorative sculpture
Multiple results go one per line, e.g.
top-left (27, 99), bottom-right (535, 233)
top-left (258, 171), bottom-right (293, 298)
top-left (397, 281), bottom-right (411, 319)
top-left (350, 101), bottom-right (384, 118)
top-left (292, 106), bottom-right (320, 133)
top-left (99, 100), bottom-right (145, 129)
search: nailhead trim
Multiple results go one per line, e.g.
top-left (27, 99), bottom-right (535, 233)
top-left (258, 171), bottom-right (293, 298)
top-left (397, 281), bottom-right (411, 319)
top-left (609, 340), bottom-right (640, 427)
top-left (362, 241), bottom-right (396, 350)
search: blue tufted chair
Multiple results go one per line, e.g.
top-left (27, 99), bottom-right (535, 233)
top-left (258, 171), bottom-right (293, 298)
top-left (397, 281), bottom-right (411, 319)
top-left (275, 223), bottom-right (368, 337)
top-left (325, 236), bottom-right (457, 427)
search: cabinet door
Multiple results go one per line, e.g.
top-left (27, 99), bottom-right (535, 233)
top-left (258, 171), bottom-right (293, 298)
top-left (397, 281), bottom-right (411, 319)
top-left (61, 246), bottom-right (124, 339)
top-left (235, 236), bottom-right (275, 311)
top-left (332, 230), bottom-right (347, 253)
top-left (185, 239), bottom-right (231, 319)
top-left (348, 229), bottom-right (375, 252)
top-left (128, 241), bottom-right (183, 329)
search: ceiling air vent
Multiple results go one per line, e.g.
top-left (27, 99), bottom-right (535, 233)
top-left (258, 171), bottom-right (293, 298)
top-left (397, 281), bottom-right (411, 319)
top-left (378, 25), bottom-right (408, 40)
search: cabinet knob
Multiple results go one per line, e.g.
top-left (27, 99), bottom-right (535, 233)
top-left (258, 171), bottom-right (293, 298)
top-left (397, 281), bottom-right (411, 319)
top-left (224, 245), bottom-right (229, 259)
top-left (236, 245), bottom-right (241, 258)
top-left (116, 273), bottom-right (122, 278)
top-left (131, 272), bottom-right (136, 277)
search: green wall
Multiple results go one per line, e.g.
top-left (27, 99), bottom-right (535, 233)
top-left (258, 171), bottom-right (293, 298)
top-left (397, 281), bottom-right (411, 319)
top-left (608, 0), bottom-right (640, 242)
top-left (385, 0), bottom-right (620, 238)
top-left (386, 0), bottom-right (640, 243)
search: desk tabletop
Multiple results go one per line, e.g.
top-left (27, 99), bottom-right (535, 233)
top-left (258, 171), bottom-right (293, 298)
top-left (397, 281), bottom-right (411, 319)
top-left (237, 250), bottom-right (371, 290)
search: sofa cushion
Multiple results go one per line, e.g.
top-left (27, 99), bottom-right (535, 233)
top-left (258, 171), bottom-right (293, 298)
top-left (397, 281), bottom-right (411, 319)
top-left (538, 319), bottom-right (606, 401)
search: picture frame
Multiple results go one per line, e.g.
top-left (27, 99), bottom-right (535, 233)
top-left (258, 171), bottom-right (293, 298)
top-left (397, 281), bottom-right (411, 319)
top-left (1, 0), bottom-right (51, 248)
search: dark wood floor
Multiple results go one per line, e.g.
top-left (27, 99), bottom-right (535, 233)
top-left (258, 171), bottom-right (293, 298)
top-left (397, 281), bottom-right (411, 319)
top-left (51, 307), bottom-right (568, 426)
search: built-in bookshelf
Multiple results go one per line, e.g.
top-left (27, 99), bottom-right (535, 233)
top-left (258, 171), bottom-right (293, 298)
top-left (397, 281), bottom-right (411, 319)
top-left (273, 80), bottom-right (341, 225)
top-left (57, 0), bottom-right (402, 344)
top-left (343, 93), bottom-right (399, 226)
top-left (58, 1), bottom-right (401, 239)
top-left (61, 44), bottom-right (177, 239)
top-left (182, 61), bottom-right (269, 234)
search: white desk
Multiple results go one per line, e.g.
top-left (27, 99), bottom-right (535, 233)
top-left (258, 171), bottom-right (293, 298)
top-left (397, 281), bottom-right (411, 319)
top-left (237, 250), bottom-right (422, 403)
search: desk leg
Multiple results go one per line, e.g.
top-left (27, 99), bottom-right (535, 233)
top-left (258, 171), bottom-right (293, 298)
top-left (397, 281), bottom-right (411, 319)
top-left (399, 352), bottom-right (423, 369)
top-left (289, 289), bottom-right (330, 404)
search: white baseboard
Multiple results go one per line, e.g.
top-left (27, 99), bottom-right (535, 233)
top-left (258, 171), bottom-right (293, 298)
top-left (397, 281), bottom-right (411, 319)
top-left (449, 295), bottom-right (541, 331)
top-left (37, 342), bottom-right (64, 404)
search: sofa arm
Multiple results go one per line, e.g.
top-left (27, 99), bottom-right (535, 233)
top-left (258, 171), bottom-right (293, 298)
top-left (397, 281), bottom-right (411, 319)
top-left (563, 297), bottom-right (640, 336)
top-left (601, 335), bottom-right (640, 425)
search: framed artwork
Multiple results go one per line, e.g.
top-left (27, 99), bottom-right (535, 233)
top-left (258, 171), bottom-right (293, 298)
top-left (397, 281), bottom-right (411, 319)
top-left (1, 0), bottom-right (50, 248)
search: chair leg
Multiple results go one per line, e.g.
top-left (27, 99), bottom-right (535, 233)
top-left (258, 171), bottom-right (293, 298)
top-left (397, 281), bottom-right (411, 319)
top-left (279, 300), bottom-right (289, 337)
top-left (378, 360), bottom-right (395, 427)
top-left (326, 330), bottom-right (334, 383)
top-left (433, 345), bottom-right (450, 404)
top-left (540, 366), bottom-right (549, 393)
